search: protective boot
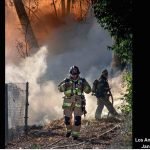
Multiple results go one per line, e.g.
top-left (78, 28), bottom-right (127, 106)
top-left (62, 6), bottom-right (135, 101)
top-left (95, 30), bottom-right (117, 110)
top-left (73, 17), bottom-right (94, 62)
top-left (66, 131), bottom-right (71, 137)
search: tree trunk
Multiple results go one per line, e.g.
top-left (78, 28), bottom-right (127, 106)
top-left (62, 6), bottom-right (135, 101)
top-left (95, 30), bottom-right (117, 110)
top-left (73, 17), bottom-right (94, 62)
top-left (111, 53), bottom-right (121, 69)
top-left (67, 0), bottom-right (71, 15)
top-left (79, 0), bottom-right (82, 20)
top-left (61, 0), bottom-right (65, 16)
top-left (13, 0), bottom-right (39, 49)
top-left (52, 0), bottom-right (58, 17)
top-left (111, 52), bottom-right (126, 75)
top-left (111, 36), bottom-right (126, 74)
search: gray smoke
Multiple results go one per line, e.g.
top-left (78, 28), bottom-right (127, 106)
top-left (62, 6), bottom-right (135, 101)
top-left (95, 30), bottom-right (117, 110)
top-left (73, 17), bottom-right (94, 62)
top-left (38, 16), bottom-right (113, 85)
top-left (6, 14), bottom-right (123, 125)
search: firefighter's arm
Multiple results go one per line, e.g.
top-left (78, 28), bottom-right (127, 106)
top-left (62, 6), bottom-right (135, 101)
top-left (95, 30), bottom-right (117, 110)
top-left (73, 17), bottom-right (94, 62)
top-left (92, 80), bottom-right (98, 95)
top-left (58, 82), bottom-right (66, 92)
top-left (108, 89), bottom-right (114, 104)
top-left (83, 79), bottom-right (91, 94)
top-left (108, 88), bottom-right (112, 95)
top-left (91, 80), bottom-right (98, 94)
top-left (105, 82), bottom-right (112, 96)
top-left (106, 82), bottom-right (114, 103)
top-left (58, 79), bottom-right (66, 92)
top-left (58, 78), bottom-right (71, 92)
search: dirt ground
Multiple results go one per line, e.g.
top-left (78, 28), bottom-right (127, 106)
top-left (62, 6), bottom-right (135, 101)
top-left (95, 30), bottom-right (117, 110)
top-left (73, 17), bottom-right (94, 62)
top-left (6, 117), bottom-right (131, 149)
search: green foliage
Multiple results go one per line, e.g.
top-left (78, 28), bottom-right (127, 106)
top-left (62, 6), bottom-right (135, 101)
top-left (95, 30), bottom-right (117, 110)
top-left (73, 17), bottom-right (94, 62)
top-left (110, 37), bottom-right (132, 63)
top-left (121, 71), bottom-right (132, 114)
top-left (92, 0), bottom-right (132, 64)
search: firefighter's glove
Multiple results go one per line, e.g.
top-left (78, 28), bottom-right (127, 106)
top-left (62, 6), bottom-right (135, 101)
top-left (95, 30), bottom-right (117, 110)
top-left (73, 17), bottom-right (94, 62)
top-left (76, 83), bottom-right (82, 89)
top-left (65, 82), bottom-right (71, 88)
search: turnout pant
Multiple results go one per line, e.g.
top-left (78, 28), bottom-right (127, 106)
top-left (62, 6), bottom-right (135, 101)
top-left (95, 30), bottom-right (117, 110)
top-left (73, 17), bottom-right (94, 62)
top-left (95, 96), bottom-right (118, 119)
top-left (63, 95), bottom-right (84, 137)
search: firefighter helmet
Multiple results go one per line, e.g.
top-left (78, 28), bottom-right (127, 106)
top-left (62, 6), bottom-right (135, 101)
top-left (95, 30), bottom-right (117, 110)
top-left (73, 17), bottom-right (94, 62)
top-left (69, 66), bottom-right (80, 75)
top-left (102, 69), bottom-right (108, 77)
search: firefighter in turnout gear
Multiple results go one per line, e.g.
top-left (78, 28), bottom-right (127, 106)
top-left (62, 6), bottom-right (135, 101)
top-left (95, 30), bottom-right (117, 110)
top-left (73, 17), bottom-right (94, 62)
top-left (58, 66), bottom-right (91, 140)
top-left (92, 69), bottom-right (119, 120)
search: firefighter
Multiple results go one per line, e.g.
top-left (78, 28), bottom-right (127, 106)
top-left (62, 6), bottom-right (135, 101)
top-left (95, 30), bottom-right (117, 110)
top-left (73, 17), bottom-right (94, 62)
top-left (58, 66), bottom-right (91, 140)
top-left (92, 69), bottom-right (119, 120)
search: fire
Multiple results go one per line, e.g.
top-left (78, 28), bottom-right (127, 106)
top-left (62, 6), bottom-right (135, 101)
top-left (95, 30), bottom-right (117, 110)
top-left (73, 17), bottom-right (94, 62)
top-left (6, 0), bottom-right (91, 52)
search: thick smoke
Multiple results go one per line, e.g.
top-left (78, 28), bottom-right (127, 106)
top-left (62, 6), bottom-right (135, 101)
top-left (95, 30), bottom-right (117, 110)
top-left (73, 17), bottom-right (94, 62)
top-left (40, 16), bottom-right (113, 83)
top-left (6, 47), bottom-right (64, 125)
top-left (6, 8), bottom-right (125, 125)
